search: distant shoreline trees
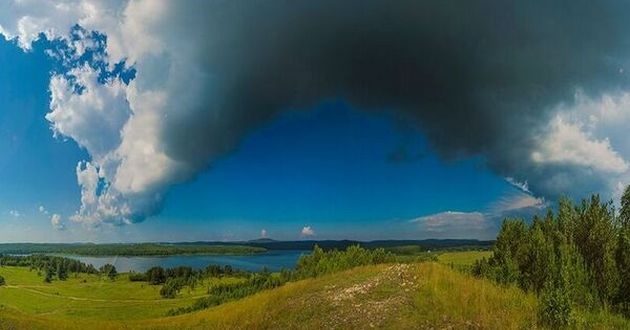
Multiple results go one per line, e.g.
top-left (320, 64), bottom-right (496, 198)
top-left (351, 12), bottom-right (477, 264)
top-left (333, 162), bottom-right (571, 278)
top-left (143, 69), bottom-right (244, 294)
top-left (0, 254), bottom-right (97, 284)
top-left (473, 184), bottom-right (630, 326)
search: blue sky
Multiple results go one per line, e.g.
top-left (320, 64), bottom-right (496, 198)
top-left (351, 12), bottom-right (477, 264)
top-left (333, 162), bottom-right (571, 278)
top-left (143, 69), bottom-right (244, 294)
top-left (2, 1), bottom-right (630, 243)
top-left (0, 37), bottom-right (522, 242)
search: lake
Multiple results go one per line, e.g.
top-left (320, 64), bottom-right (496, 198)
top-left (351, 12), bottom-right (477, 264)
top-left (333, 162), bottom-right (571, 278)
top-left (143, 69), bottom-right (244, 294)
top-left (61, 250), bottom-right (308, 273)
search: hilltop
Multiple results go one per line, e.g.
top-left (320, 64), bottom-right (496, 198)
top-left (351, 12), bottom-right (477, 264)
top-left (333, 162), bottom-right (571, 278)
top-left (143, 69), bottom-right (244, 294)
top-left (2, 257), bottom-right (628, 329)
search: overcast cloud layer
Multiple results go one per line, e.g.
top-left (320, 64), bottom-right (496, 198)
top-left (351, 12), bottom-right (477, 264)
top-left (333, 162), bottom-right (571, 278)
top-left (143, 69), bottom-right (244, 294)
top-left (2, 0), bottom-right (630, 226)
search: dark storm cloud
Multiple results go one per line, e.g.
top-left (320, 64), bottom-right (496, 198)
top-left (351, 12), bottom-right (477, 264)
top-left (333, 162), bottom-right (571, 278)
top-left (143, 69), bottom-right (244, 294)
top-left (161, 0), bottom-right (630, 199)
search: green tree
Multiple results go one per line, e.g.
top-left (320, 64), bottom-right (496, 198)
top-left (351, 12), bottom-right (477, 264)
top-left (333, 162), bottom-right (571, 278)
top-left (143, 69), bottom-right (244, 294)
top-left (44, 267), bottom-right (54, 283)
top-left (620, 184), bottom-right (630, 229)
top-left (615, 229), bottom-right (630, 315)
top-left (539, 283), bottom-right (573, 328)
top-left (146, 266), bottom-right (166, 285)
top-left (616, 184), bottom-right (630, 315)
top-left (573, 196), bottom-right (619, 303)
top-left (490, 219), bottom-right (528, 286)
top-left (57, 263), bottom-right (68, 281)
top-left (525, 219), bottom-right (555, 293)
top-left (99, 264), bottom-right (117, 280)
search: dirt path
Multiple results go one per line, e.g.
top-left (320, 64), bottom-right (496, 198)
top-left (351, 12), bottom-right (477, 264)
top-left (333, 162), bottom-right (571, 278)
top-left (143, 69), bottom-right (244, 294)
top-left (321, 264), bottom-right (420, 328)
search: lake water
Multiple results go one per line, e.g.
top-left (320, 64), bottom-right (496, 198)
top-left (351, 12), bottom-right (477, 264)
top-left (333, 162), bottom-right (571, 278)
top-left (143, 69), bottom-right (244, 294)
top-left (62, 250), bottom-right (308, 273)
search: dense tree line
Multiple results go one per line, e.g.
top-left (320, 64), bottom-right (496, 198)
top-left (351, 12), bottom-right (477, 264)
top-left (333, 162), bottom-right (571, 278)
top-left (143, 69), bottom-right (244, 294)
top-left (0, 243), bottom-right (264, 256)
top-left (0, 254), bottom-right (97, 283)
top-left (128, 264), bottom-right (247, 298)
top-left (473, 185), bottom-right (630, 327)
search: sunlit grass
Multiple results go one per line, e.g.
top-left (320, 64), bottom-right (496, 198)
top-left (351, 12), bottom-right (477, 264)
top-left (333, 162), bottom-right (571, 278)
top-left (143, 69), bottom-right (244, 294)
top-left (437, 250), bottom-right (492, 266)
top-left (1, 262), bottom-right (629, 329)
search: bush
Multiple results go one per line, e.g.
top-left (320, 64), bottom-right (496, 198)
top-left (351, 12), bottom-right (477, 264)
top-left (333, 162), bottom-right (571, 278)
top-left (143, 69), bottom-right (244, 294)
top-left (99, 264), bottom-right (117, 280)
top-left (0, 275), bottom-right (5, 286)
top-left (295, 245), bottom-right (394, 278)
top-left (146, 266), bottom-right (166, 284)
top-left (160, 278), bottom-right (184, 298)
top-left (128, 272), bottom-right (148, 282)
top-left (539, 285), bottom-right (573, 328)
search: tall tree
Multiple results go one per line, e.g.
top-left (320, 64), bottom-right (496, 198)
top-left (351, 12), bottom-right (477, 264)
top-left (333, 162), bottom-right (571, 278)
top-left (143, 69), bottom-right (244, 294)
top-left (616, 184), bottom-right (630, 314)
top-left (620, 184), bottom-right (630, 229)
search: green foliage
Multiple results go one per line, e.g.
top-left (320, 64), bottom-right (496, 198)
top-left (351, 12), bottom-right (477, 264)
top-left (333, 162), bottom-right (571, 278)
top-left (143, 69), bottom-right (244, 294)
top-left (44, 268), bottom-right (54, 283)
top-left (167, 245), bottom-right (395, 316)
top-left (573, 196), bottom-right (619, 302)
top-left (128, 272), bottom-right (148, 282)
top-left (539, 284), bottom-right (573, 329)
top-left (295, 245), bottom-right (394, 278)
top-left (383, 245), bottom-right (426, 255)
top-left (616, 226), bottom-right (630, 315)
top-left (168, 272), bottom-right (284, 315)
top-left (620, 184), bottom-right (630, 229)
top-left (146, 266), bottom-right (166, 284)
top-left (0, 254), bottom-right (97, 280)
top-left (0, 243), bottom-right (265, 256)
top-left (99, 264), bottom-right (117, 280)
top-left (160, 278), bottom-right (185, 298)
top-left (473, 187), bottom-right (630, 324)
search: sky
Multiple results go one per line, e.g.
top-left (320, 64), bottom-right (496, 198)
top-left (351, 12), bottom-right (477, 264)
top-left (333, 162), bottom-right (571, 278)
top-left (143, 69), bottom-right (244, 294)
top-left (1, 1), bottom-right (630, 242)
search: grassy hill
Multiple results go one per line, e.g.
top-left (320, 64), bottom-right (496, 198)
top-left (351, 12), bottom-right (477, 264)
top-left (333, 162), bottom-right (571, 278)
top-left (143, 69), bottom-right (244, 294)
top-left (2, 253), bottom-right (629, 329)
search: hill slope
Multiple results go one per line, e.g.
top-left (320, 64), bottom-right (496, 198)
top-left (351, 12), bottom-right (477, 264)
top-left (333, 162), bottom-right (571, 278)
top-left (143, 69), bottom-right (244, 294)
top-left (1, 262), bottom-right (629, 329)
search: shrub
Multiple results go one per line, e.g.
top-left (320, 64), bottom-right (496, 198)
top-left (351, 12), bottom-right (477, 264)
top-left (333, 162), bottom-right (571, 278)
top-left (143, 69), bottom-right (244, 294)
top-left (295, 245), bottom-right (394, 278)
top-left (99, 264), bottom-right (117, 280)
top-left (146, 266), bottom-right (166, 284)
top-left (539, 285), bottom-right (573, 328)
top-left (160, 278), bottom-right (184, 298)
top-left (128, 272), bottom-right (148, 282)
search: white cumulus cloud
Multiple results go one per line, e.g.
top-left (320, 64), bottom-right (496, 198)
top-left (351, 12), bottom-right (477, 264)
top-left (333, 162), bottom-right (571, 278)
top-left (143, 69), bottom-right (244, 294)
top-left (51, 213), bottom-right (65, 230)
top-left (301, 226), bottom-right (315, 237)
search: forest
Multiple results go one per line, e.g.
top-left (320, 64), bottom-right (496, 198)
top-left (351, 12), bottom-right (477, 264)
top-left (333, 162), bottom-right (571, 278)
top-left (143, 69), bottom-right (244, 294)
top-left (0, 243), bottom-right (265, 256)
top-left (473, 185), bottom-right (630, 327)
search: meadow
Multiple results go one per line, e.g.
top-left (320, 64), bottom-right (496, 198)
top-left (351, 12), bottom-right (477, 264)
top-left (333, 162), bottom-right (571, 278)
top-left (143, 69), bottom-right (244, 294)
top-left (2, 250), bottom-right (629, 329)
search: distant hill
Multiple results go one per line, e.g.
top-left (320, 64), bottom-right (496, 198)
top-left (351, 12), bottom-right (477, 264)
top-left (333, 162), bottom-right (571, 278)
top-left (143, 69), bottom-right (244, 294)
top-left (247, 238), bottom-right (278, 243)
top-left (0, 239), bottom-right (494, 256)
top-left (181, 239), bottom-right (495, 251)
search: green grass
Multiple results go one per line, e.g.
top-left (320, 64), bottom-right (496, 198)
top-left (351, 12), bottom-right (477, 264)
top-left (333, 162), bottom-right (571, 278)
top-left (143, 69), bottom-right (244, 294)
top-left (2, 261), bottom-right (629, 329)
top-left (437, 250), bottom-right (492, 266)
top-left (0, 266), bottom-right (242, 321)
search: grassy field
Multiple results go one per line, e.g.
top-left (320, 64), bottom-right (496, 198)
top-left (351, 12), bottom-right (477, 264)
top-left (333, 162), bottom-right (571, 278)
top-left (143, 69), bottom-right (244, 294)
top-left (437, 250), bottom-right (492, 266)
top-left (1, 251), bottom-right (629, 329)
top-left (0, 266), bottom-right (243, 321)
